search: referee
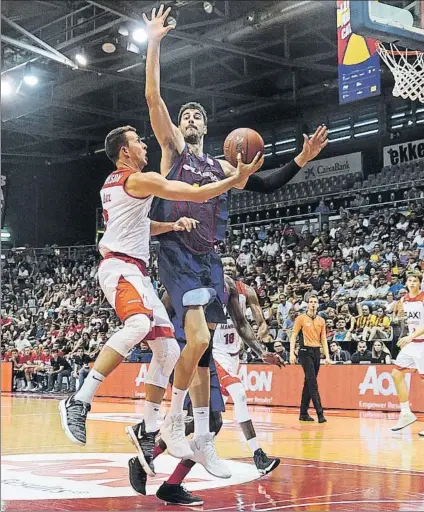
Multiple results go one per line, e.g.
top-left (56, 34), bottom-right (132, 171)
top-left (290, 295), bottom-right (331, 423)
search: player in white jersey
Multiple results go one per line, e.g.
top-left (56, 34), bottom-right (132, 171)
top-left (391, 271), bottom-right (424, 436)
top-left (213, 257), bottom-right (283, 474)
top-left (59, 125), bottom-right (261, 472)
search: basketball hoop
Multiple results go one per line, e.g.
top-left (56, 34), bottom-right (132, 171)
top-left (376, 41), bottom-right (424, 103)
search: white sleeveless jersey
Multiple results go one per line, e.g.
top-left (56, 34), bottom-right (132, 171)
top-left (98, 168), bottom-right (153, 264)
top-left (213, 281), bottom-right (248, 354)
top-left (403, 291), bottom-right (424, 342)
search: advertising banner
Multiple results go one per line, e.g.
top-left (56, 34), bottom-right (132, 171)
top-left (337, 0), bottom-right (381, 104)
top-left (95, 363), bottom-right (424, 413)
top-left (287, 152), bottom-right (362, 184)
top-left (1, 362), bottom-right (13, 392)
top-left (383, 138), bottom-right (424, 166)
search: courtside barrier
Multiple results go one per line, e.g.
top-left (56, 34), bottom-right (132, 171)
top-left (95, 363), bottom-right (424, 413)
top-left (1, 362), bottom-right (13, 392)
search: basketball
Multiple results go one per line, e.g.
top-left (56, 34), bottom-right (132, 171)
top-left (223, 128), bottom-right (264, 168)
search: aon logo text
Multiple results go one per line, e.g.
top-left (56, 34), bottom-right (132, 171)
top-left (135, 364), bottom-right (149, 387)
top-left (359, 366), bottom-right (411, 396)
top-left (238, 365), bottom-right (273, 392)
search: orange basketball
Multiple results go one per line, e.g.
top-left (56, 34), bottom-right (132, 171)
top-left (223, 128), bottom-right (264, 168)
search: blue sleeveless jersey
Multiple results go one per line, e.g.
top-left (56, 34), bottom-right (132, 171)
top-left (151, 146), bottom-right (228, 254)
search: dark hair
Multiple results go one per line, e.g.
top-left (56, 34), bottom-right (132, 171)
top-left (104, 125), bottom-right (136, 164)
top-left (178, 102), bottom-right (208, 126)
top-left (407, 270), bottom-right (423, 282)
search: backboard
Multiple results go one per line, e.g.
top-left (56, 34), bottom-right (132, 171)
top-left (350, 0), bottom-right (424, 51)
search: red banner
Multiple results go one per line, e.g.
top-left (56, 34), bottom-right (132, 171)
top-left (1, 362), bottom-right (13, 392)
top-left (96, 363), bottom-right (424, 413)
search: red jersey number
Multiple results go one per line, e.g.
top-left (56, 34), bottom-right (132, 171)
top-left (102, 209), bottom-right (109, 231)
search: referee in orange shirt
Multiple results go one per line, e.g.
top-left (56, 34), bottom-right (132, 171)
top-left (290, 295), bottom-right (331, 423)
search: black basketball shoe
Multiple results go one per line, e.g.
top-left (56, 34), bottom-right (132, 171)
top-left (59, 394), bottom-right (91, 445)
top-left (128, 457), bottom-right (147, 495)
top-left (156, 482), bottom-right (204, 506)
top-left (125, 420), bottom-right (158, 477)
top-left (253, 448), bottom-right (281, 475)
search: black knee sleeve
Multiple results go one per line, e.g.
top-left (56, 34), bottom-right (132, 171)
top-left (210, 411), bottom-right (223, 435)
top-left (198, 334), bottom-right (213, 368)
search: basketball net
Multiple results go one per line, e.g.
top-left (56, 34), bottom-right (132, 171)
top-left (376, 41), bottom-right (424, 103)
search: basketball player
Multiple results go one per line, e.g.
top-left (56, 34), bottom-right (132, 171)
top-left (142, 5), bottom-right (327, 478)
top-left (213, 263), bottom-right (282, 475)
top-left (59, 125), bottom-right (261, 476)
top-left (290, 295), bottom-right (331, 423)
top-left (391, 271), bottom-right (424, 436)
top-left (127, 274), bottom-right (282, 506)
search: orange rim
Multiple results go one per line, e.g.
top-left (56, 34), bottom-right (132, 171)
top-left (376, 40), bottom-right (423, 56)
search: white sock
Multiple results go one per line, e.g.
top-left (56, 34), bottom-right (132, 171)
top-left (170, 386), bottom-right (188, 415)
top-left (400, 401), bottom-right (411, 414)
top-left (193, 406), bottom-right (210, 436)
top-left (144, 401), bottom-right (160, 433)
top-left (74, 369), bottom-right (104, 404)
top-left (247, 437), bottom-right (260, 453)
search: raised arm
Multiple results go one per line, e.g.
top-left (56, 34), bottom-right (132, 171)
top-left (143, 6), bottom-right (185, 172)
top-left (126, 152), bottom-right (263, 202)
top-left (242, 125), bottom-right (328, 194)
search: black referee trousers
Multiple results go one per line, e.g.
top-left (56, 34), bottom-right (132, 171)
top-left (299, 346), bottom-right (324, 415)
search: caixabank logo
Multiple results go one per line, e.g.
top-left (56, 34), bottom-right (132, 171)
top-left (1, 453), bottom-right (260, 503)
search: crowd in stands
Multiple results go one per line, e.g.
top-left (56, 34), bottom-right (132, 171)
top-left (2, 199), bottom-right (424, 392)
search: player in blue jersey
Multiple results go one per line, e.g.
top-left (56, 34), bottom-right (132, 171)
top-left (128, 275), bottom-right (283, 506)
top-left (140, 5), bottom-right (328, 478)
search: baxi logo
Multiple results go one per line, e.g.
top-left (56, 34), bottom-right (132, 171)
top-left (1, 453), bottom-right (259, 503)
top-left (359, 366), bottom-right (411, 396)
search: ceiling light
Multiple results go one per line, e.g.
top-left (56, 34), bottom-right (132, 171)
top-left (132, 27), bottom-right (147, 43)
top-left (75, 52), bottom-right (87, 66)
top-left (203, 1), bottom-right (214, 14)
top-left (1, 79), bottom-right (14, 98)
top-left (102, 42), bottom-right (116, 53)
top-left (167, 15), bottom-right (177, 28)
top-left (118, 26), bottom-right (129, 37)
top-left (23, 74), bottom-right (38, 86)
top-left (23, 63), bottom-right (38, 86)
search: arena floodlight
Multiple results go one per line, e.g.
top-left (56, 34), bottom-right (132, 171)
top-left (118, 26), bottom-right (129, 37)
top-left (23, 64), bottom-right (38, 86)
top-left (167, 15), bottom-right (177, 28)
top-left (75, 51), bottom-right (88, 66)
top-left (132, 27), bottom-right (148, 43)
top-left (203, 1), bottom-right (214, 14)
top-left (1, 79), bottom-right (14, 98)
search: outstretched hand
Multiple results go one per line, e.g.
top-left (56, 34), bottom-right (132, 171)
top-left (142, 4), bottom-right (175, 42)
top-left (236, 151), bottom-right (264, 179)
top-left (300, 125), bottom-right (328, 163)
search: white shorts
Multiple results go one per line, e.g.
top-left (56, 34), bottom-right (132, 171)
top-left (213, 349), bottom-right (241, 396)
top-left (98, 255), bottom-right (174, 340)
top-left (395, 342), bottom-right (424, 378)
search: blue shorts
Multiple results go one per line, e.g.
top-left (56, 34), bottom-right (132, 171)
top-left (171, 339), bottom-right (225, 413)
top-left (158, 241), bottom-right (226, 327)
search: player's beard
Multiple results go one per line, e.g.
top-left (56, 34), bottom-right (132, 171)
top-left (184, 127), bottom-right (201, 145)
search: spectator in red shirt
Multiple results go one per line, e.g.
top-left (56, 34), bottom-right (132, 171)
top-left (319, 249), bottom-right (333, 271)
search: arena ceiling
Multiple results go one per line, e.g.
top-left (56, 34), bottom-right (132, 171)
top-left (0, 0), bottom-right (404, 164)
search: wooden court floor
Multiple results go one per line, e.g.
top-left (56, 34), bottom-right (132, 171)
top-left (1, 393), bottom-right (423, 511)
